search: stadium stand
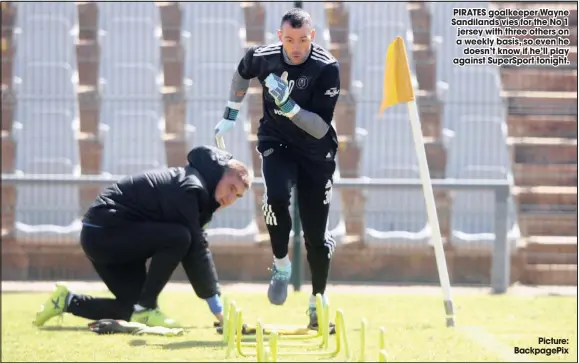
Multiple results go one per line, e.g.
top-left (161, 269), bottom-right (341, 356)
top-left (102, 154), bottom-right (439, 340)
top-left (489, 2), bottom-right (577, 285)
top-left (157, 2), bottom-right (191, 169)
top-left (11, 2), bottom-right (82, 238)
top-left (97, 2), bottom-right (167, 177)
top-left (181, 2), bottom-right (257, 242)
top-left (262, 1), bottom-right (294, 44)
top-left (301, 1), bottom-right (330, 48)
top-left (0, 1), bottom-right (576, 285)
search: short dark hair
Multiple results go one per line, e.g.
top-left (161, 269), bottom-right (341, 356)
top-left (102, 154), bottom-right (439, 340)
top-left (226, 159), bottom-right (252, 189)
top-left (280, 8), bottom-right (312, 29)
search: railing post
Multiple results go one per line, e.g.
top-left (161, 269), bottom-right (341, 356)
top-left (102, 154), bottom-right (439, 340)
top-left (291, 187), bottom-right (302, 291)
top-left (491, 186), bottom-right (511, 294)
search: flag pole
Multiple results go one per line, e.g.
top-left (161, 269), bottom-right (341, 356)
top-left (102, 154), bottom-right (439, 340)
top-left (407, 100), bottom-right (456, 327)
top-left (380, 37), bottom-right (455, 327)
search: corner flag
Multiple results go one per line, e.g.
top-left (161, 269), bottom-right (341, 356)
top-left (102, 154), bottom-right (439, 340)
top-left (379, 36), bottom-right (415, 114)
top-left (379, 37), bottom-right (456, 328)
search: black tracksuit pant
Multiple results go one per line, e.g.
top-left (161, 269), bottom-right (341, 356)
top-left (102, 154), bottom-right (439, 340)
top-left (257, 140), bottom-right (337, 297)
top-left (67, 222), bottom-right (192, 321)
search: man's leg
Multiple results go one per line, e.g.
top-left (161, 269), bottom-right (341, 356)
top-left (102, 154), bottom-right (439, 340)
top-left (34, 261), bottom-right (146, 327)
top-left (257, 141), bottom-right (297, 305)
top-left (34, 222), bottom-right (192, 328)
top-left (68, 261), bottom-right (147, 321)
top-left (296, 158), bottom-right (336, 330)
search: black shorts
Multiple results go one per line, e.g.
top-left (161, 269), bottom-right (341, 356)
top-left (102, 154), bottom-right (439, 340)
top-left (257, 120), bottom-right (338, 165)
top-left (256, 139), bottom-right (336, 189)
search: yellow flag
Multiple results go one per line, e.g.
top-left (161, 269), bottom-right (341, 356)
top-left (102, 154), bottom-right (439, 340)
top-left (379, 36), bottom-right (415, 114)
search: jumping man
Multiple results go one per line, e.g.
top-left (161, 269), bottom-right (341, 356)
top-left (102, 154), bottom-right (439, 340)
top-left (214, 8), bottom-right (340, 331)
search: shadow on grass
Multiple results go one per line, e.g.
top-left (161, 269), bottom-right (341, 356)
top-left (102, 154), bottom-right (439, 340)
top-left (128, 333), bottom-right (258, 350)
top-left (129, 339), bottom-right (227, 350)
top-left (40, 326), bottom-right (88, 332)
top-left (40, 324), bottom-right (210, 333)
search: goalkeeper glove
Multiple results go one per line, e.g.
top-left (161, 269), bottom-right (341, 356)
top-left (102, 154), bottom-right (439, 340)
top-left (215, 102), bottom-right (241, 149)
top-left (264, 72), bottom-right (301, 118)
top-left (88, 319), bottom-right (184, 336)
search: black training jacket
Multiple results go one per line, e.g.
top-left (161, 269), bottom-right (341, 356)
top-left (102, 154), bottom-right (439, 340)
top-left (83, 145), bottom-right (231, 232)
top-left (82, 145), bottom-right (233, 299)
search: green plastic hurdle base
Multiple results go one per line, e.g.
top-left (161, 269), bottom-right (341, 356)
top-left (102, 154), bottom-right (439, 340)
top-left (220, 294), bottom-right (388, 362)
top-left (223, 294), bottom-right (350, 360)
top-left (255, 309), bottom-right (349, 361)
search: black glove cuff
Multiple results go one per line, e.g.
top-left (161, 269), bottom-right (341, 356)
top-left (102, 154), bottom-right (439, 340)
top-left (223, 107), bottom-right (239, 121)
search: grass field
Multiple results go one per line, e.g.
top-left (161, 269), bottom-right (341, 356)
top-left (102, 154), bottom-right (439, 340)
top-left (2, 285), bottom-right (577, 362)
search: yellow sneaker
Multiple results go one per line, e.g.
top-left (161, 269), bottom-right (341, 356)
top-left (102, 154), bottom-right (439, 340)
top-left (33, 283), bottom-right (70, 327)
top-left (130, 308), bottom-right (181, 328)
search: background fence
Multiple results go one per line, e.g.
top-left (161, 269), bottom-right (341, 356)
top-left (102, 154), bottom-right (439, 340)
top-left (1, 1), bottom-right (577, 289)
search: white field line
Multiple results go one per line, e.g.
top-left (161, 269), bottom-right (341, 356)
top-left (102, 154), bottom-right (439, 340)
top-left (459, 325), bottom-right (536, 362)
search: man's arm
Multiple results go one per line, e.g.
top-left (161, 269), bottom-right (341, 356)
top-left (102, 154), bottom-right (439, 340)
top-left (181, 240), bottom-right (223, 323)
top-left (174, 191), bottom-right (223, 322)
top-left (227, 70), bottom-right (250, 107)
top-left (222, 46), bottom-right (259, 119)
top-left (280, 62), bottom-right (341, 139)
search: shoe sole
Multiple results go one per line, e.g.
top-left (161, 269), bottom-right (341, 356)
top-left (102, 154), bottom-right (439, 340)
top-left (267, 283), bottom-right (288, 305)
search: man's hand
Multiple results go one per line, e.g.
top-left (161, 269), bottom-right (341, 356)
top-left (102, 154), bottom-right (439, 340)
top-left (214, 312), bottom-right (224, 325)
top-left (264, 71), bottom-right (301, 117)
top-left (265, 71), bottom-right (291, 106)
top-left (214, 119), bottom-right (235, 150)
top-left (215, 101), bottom-right (242, 150)
top-left (215, 119), bottom-right (235, 137)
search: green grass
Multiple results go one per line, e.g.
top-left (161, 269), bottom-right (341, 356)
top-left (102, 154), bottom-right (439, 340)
top-left (2, 289), bottom-right (577, 362)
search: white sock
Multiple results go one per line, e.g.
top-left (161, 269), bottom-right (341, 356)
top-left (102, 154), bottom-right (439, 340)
top-left (274, 255), bottom-right (291, 269)
top-left (309, 294), bottom-right (329, 307)
top-left (134, 304), bottom-right (147, 312)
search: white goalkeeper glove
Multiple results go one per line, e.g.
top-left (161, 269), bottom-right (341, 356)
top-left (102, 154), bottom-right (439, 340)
top-left (214, 102), bottom-right (241, 149)
top-left (264, 72), bottom-right (301, 118)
